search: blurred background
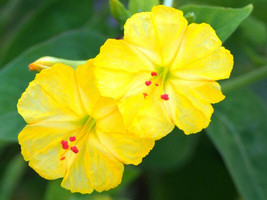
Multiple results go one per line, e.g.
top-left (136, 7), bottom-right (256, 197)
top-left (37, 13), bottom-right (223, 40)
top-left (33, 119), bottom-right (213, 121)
top-left (0, 0), bottom-right (266, 200)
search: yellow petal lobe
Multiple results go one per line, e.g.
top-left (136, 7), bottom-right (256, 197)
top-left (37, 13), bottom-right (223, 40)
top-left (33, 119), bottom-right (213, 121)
top-left (165, 79), bottom-right (223, 134)
top-left (170, 23), bottom-right (233, 81)
top-left (94, 39), bottom-right (154, 99)
top-left (118, 91), bottom-right (174, 140)
top-left (124, 5), bottom-right (187, 66)
top-left (61, 132), bottom-right (123, 193)
top-left (18, 63), bottom-right (85, 124)
top-left (96, 109), bottom-right (155, 165)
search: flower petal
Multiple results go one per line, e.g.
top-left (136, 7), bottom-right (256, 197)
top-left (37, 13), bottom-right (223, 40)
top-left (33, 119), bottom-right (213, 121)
top-left (167, 80), bottom-right (225, 123)
top-left (124, 12), bottom-right (160, 65)
top-left (118, 91), bottom-right (174, 140)
top-left (61, 133), bottom-right (123, 193)
top-left (96, 130), bottom-right (154, 165)
top-left (18, 122), bottom-right (79, 179)
top-left (96, 109), bottom-right (155, 165)
top-left (170, 23), bottom-right (222, 70)
top-left (94, 40), bottom-right (153, 99)
top-left (60, 134), bottom-right (94, 194)
top-left (165, 81), bottom-right (213, 134)
top-left (18, 122), bottom-right (79, 161)
top-left (95, 39), bottom-right (154, 73)
top-left (75, 60), bottom-right (101, 115)
top-left (96, 107), bottom-right (126, 133)
top-left (29, 144), bottom-right (66, 180)
top-left (90, 97), bottom-right (118, 120)
top-left (76, 60), bottom-right (119, 120)
top-left (124, 5), bottom-right (187, 66)
top-left (172, 47), bottom-right (233, 81)
top-left (170, 23), bottom-right (233, 81)
top-left (18, 64), bottom-right (85, 124)
top-left (151, 5), bottom-right (188, 65)
top-left (170, 80), bottom-right (225, 104)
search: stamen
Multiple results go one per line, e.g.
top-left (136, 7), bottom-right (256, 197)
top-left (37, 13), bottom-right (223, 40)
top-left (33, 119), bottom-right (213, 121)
top-left (60, 156), bottom-right (65, 160)
top-left (155, 83), bottom-right (159, 86)
top-left (61, 140), bottom-right (69, 149)
top-left (61, 140), bottom-right (67, 145)
top-left (145, 81), bottom-right (151, 86)
top-left (161, 94), bottom-right (169, 101)
top-left (143, 93), bottom-right (148, 98)
top-left (151, 72), bottom-right (157, 76)
top-left (62, 143), bottom-right (69, 149)
top-left (70, 146), bottom-right (79, 154)
top-left (69, 136), bottom-right (76, 142)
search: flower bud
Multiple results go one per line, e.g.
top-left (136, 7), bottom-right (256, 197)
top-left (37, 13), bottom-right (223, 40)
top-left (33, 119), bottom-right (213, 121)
top-left (29, 56), bottom-right (86, 72)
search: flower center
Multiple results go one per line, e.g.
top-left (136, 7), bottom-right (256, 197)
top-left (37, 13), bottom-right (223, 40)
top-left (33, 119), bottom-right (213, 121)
top-left (59, 116), bottom-right (96, 161)
top-left (143, 66), bottom-right (170, 101)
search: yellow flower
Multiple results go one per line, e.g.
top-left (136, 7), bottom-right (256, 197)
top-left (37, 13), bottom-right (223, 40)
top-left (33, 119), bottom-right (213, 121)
top-left (17, 60), bottom-right (154, 193)
top-left (94, 5), bottom-right (233, 140)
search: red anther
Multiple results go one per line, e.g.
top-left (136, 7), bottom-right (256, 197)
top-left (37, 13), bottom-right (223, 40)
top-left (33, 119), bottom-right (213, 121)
top-left (61, 140), bottom-right (67, 145)
top-left (161, 94), bottom-right (169, 100)
top-left (143, 93), bottom-right (148, 98)
top-left (151, 72), bottom-right (157, 76)
top-left (60, 156), bottom-right (65, 160)
top-left (61, 140), bottom-right (69, 149)
top-left (155, 83), bottom-right (159, 86)
top-left (69, 136), bottom-right (76, 142)
top-left (62, 143), bottom-right (69, 149)
top-left (71, 146), bottom-right (79, 154)
top-left (145, 81), bottom-right (151, 86)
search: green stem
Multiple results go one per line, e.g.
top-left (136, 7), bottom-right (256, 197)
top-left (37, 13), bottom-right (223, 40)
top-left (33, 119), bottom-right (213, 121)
top-left (221, 65), bottom-right (267, 93)
top-left (59, 59), bottom-right (86, 69)
top-left (163, 0), bottom-right (173, 7)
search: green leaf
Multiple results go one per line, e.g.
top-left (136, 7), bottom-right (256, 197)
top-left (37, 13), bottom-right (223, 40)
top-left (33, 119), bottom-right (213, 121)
top-left (145, 135), bottom-right (237, 200)
top-left (177, 0), bottom-right (267, 23)
top-left (0, 154), bottom-right (26, 200)
top-left (84, 2), bottom-right (121, 38)
top-left (240, 16), bottom-right (267, 46)
top-left (119, 166), bottom-right (140, 188)
top-left (0, 0), bottom-right (45, 37)
top-left (128, 0), bottom-right (159, 14)
top-left (0, 0), bottom-right (94, 67)
top-left (141, 128), bottom-right (199, 171)
top-left (0, 29), bottom-right (106, 142)
top-left (207, 90), bottom-right (267, 200)
top-left (180, 4), bottom-right (253, 42)
top-left (43, 179), bottom-right (71, 200)
top-left (110, 0), bottom-right (131, 27)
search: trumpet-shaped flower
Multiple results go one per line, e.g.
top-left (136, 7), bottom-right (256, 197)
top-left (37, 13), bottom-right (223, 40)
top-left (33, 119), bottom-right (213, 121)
top-left (17, 60), bottom-right (154, 193)
top-left (94, 5), bottom-right (233, 139)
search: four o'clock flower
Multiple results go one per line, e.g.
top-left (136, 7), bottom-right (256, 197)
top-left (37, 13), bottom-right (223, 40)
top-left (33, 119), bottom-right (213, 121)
top-left (17, 60), bottom-right (154, 193)
top-left (94, 5), bottom-right (233, 140)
